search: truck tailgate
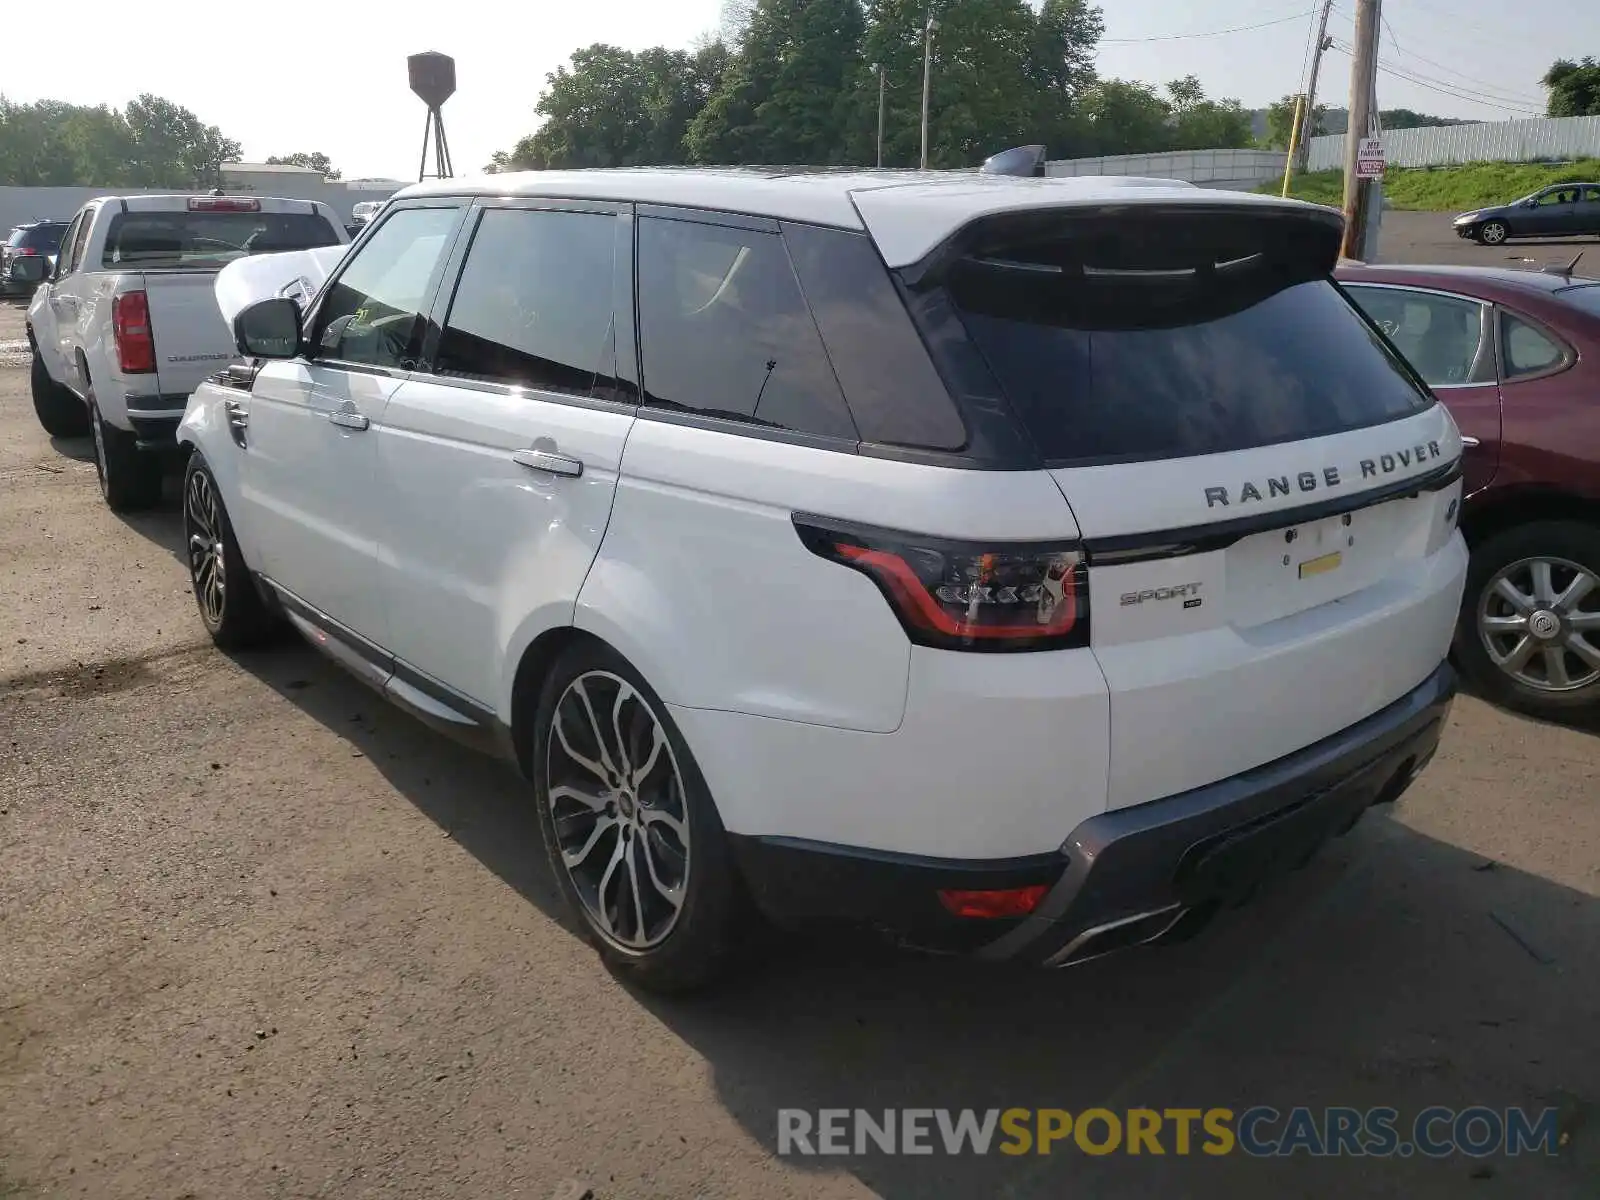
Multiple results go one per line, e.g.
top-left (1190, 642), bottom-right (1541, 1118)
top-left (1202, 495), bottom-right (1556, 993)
top-left (140, 271), bottom-right (237, 397)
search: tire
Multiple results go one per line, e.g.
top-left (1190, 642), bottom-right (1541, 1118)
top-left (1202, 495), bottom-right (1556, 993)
top-left (1477, 220), bottom-right (1510, 246)
top-left (531, 641), bottom-right (747, 993)
top-left (30, 352), bottom-right (90, 438)
top-left (1455, 521), bottom-right (1600, 716)
top-left (89, 389), bottom-right (163, 512)
top-left (182, 451), bottom-right (279, 649)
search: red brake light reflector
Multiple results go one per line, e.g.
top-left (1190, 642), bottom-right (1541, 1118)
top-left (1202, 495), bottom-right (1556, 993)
top-left (937, 886), bottom-right (1049, 919)
top-left (188, 196), bottom-right (260, 212)
top-left (793, 515), bottom-right (1088, 652)
top-left (112, 290), bottom-right (156, 374)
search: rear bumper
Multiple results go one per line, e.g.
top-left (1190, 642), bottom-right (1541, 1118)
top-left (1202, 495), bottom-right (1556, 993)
top-left (729, 659), bottom-right (1455, 965)
top-left (125, 395), bottom-right (190, 449)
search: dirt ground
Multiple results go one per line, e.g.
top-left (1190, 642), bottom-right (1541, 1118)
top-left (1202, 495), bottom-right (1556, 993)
top-left (2, 215), bottom-right (1597, 1200)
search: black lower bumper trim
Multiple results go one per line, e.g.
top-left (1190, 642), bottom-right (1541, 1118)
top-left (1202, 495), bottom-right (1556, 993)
top-left (730, 661), bottom-right (1456, 965)
top-left (128, 413), bottom-right (183, 450)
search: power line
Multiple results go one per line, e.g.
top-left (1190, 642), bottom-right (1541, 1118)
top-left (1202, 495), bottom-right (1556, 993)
top-left (1101, 9), bottom-right (1314, 45)
top-left (1326, 5), bottom-right (1546, 107)
top-left (1326, 39), bottom-right (1544, 115)
top-left (1384, 43), bottom-right (1546, 108)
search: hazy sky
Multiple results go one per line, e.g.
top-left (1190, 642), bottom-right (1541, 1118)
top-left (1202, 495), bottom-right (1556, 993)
top-left (5, 0), bottom-right (1593, 181)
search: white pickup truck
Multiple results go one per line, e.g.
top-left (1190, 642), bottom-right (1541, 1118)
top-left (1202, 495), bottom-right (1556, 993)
top-left (24, 193), bottom-right (348, 510)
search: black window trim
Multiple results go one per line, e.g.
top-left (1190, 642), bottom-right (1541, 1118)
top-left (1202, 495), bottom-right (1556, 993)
top-left (1493, 303), bottom-right (1576, 385)
top-left (299, 197), bottom-right (473, 381)
top-left (1340, 280), bottom-right (1499, 389)
top-left (412, 195), bottom-right (642, 417)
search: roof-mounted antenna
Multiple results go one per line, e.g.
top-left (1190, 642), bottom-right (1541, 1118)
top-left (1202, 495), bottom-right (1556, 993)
top-left (980, 145), bottom-right (1047, 177)
top-left (1541, 251), bottom-right (1584, 279)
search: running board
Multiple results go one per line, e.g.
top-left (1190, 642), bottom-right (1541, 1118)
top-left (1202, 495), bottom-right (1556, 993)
top-left (264, 578), bottom-right (513, 762)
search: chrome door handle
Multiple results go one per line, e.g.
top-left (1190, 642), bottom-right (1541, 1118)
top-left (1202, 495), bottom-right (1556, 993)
top-left (512, 448), bottom-right (583, 478)
top-left (1460, 435), bottom-right (1481, 448)
top-left (328, 410), bottom-right (370, 431)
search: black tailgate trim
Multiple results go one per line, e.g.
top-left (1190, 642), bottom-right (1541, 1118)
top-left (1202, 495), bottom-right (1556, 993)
top-left (1083, 458), bottom-right (1461, 565)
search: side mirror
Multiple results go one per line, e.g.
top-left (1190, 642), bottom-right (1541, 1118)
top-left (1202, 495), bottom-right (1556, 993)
top-left (8, 255), bottom-right (47, 285)
top-left (1523, 199), bottom-right (1539, 208)
top-left (233, 297), bottom-right (302, 359)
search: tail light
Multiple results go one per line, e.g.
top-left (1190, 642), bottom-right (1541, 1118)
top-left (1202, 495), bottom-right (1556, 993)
top-left (112, 291), bottom-right (156, 374)
top-left (793, 514), bottom-right (1089, 652)
top-left (14, 247), bottom-right (38, 256)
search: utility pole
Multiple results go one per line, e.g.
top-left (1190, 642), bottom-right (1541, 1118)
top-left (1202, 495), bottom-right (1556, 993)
top-left (1340, 0), bottom-right (1381, 260)
top-left (1295, 0), bottom-right (1335, 172)
top-left (877, 64), bottom-right (887, 168)
top-left (920, 13), bottom-right (937, 170)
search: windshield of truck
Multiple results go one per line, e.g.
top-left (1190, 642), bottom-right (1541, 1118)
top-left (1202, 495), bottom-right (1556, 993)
top-left (100, 211), bottom-right (342, 270)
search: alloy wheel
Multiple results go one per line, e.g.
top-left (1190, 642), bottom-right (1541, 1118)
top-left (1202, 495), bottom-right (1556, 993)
top-left (1477, 555), bottom-right (1600, 693)
top-left (184, 468), bottom-right (227, 628)
top-left (545, 670), bottom-right (691, 950)
top-left (1480, 222), bottom-right (1508, 245)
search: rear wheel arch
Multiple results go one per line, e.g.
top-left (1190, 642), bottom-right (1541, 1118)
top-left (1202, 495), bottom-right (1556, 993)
top-left (509, 627), bottom-right (611, 775)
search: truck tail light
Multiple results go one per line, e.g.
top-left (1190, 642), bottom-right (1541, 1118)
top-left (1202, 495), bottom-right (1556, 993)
top-left (188, 196), bottom-right (260, 212)
top-left (112, 291), bottom-right (156, 374)
top-left (793, 514), bottom-right (1089, 652)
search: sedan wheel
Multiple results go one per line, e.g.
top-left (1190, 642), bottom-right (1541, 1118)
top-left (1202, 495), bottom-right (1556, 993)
top-left (1478, 220), bottom-right (1509, 245)
top-left (1477, 555), bottom-right (1600, 694)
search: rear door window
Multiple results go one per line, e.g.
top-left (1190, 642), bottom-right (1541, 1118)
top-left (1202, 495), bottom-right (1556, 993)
top-left (636, 215), bottom-right (858, 442)
top-left (942, 227), bottom-right (1432, 465)
top-left (1344, 285), bottom-right (1487, 386)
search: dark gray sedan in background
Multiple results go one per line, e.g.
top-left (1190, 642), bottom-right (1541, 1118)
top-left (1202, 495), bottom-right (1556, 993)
top-left (1455, 182), bottom-right (1600, 245)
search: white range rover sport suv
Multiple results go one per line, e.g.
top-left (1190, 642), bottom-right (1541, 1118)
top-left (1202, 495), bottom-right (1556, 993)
top-left (178, 169), bottom-right (1468, 992)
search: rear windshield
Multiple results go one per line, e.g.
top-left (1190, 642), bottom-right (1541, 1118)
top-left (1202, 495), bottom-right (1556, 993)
top-left (100, 211), bottom-right (341, 270)
top-left (939, 215), bottom-right (1434, 466)
top-left (8, 225), bottom-right (66, 252)
top-left (1557, 283), bottom-right (1600, 318)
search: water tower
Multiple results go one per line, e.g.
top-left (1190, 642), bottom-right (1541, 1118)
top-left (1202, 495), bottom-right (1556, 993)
top-left (408, 51), bottom-right (456, 182)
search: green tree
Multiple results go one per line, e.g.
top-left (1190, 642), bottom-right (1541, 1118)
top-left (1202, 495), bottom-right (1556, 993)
top-left (1165, 75), bottom-right (1253, 151)
top-left (1262, 94), bottom-right (1329, 150)
top-left (266, 151), bottom-right (341, 180)
top-left (505, 42), bottom-right (727, 169)
top-left (1027, 0), bottom-right (1104, 157)
top-left (0, 94), bottom-right (235, 186)
top-left (1542, 57), bottom-right (1600, 117)
top-left (1080, 78), bottom-right (1170, 154)
top-left (688, 0), bottom-right (865, 165)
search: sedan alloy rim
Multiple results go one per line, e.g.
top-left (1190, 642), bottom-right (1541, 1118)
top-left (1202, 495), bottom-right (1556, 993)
top-left (1478, 555), bottom-right (1600, 692)
top-left (545, 670), bottom-right (690, 950)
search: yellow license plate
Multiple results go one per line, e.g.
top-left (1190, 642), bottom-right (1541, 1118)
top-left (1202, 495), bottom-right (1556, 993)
top-left (1298, 551), bottom-right (1343, 579)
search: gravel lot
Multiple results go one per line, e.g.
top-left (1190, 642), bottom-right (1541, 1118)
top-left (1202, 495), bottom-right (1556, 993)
top-left (2, 215), bottom-right (1598, 1200)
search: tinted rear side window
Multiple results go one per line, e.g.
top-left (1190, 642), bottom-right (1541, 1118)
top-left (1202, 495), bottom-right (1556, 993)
top-left (637, 216), bottom-right (858, 442)
top-left (101, 211), bottom-right (341, 269)
top-left (941, 221), bottom-right (1433, 465)
top-left (782, 222), bottom-right (966, 451)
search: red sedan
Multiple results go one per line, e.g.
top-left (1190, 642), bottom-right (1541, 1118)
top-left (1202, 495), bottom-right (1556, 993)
top-left (1336, 262), bottom-right (1600, 716)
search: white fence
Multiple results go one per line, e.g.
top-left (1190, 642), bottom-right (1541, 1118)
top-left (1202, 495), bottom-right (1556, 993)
top-left (1047, 148), bottom-right (1286, 190)
top-left (1305, 114), bottom-right (1600, 172)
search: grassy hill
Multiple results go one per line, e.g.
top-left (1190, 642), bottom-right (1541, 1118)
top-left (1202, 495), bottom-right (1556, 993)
top-left (1266, 159), bottom-right (1600, 211)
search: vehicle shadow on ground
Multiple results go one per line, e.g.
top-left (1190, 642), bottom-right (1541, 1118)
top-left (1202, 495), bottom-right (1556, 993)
top-left (226, 637), bottom-right (1599, 1200)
